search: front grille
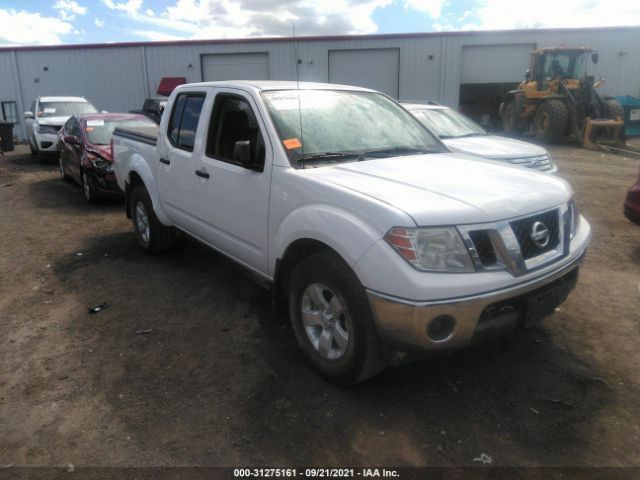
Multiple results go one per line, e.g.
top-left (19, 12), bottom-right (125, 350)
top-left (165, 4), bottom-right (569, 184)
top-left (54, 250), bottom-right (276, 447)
top-left (503, 154), bottom-right (553, 172)
top-left (468, 230), bottom-right (497, 267)
top-left (510, 209), bottom-right (560, 260)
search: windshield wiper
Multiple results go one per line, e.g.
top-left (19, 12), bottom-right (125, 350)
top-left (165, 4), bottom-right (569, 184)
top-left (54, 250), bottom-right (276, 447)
top-left (297, 152), bottom-right (363, 163)
top-left (362, 147), bottom-right (438, 157)
top-left (452, 133), bottom-right (486, 138)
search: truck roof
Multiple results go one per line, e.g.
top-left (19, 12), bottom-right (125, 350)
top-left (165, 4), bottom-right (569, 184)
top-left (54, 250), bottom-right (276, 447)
top-left (176, 80), bottom-right (376, 93)
top-left (39, 96), bottom-right (89, 103)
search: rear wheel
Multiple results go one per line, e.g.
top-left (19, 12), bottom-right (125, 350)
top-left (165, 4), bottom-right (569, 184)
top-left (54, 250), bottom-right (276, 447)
top-left (288, 251), bottom-right (385, 384)
top-left (130, 185), bottom-right (176, 253)
top-left (502, 101), bottom-right (522, 135)
top-left (533, 100), bottom-right (568, 143)
top-left (606, 99), bottom-right (624, 120)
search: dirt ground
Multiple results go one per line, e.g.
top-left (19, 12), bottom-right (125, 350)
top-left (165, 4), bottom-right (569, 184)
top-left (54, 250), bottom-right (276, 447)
top-left (1, 142), bottom-right (639, 472)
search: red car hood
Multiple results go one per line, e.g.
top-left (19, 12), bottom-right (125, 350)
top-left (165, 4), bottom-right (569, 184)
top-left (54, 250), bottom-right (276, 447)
top-left (86, 144), bottom-right (112, 162)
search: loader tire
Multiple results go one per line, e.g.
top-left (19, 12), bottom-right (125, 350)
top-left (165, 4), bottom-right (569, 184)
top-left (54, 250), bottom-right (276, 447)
top-left (533, 100), bottom-right (568, 143)
top-left (502, 101), bottom-right (523, 135)
top-left (605, 99), bottom-right (624, 121)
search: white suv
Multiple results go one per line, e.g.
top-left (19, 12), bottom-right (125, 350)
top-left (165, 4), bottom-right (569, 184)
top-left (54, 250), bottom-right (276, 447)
top-left (24, 96), bottom-right (98, 159)
top-left (403, 103), bottom-right (558, 174)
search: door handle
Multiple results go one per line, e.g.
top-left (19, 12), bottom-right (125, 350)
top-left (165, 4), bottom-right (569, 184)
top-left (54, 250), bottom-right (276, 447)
top-left (195, 169), bottom-right (210, 179)
top-left (159, 157), bottom-right (170, 165)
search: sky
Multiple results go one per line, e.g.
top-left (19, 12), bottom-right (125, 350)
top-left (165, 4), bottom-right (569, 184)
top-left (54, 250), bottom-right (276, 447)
top-left (0, 0), bottom-right (638, 46)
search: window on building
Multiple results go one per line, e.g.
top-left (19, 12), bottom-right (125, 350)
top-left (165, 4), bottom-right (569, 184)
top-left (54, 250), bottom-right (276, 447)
top-left (2, 102), bottom-right (19, 124)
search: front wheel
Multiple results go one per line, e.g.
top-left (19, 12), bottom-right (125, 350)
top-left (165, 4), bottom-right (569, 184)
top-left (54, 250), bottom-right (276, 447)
top-left (288, 251), bottom-right (385, 384)
top-left (81, 170), bottom-right (99, 203)
top-left (130, 185), bottom-right (176, 253)
top-left (533, 100), bottom-right (568, 143)
top-left (59, 156), bottom-right (71, 182)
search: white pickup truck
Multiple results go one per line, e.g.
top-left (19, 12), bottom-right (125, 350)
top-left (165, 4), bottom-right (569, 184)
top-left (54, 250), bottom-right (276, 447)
top-left (113, 81), bottom-right (591, 384)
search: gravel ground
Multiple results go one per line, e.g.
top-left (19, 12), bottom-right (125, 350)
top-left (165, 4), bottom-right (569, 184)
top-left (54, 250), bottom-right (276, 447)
top-left (0, 143), bottom-right (639, 474)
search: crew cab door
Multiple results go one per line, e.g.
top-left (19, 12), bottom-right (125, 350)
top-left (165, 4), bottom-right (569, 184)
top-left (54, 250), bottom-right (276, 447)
top-left (157, 91), bottom-right (206, 227)
top-left (192, 89), bottom-right (272, 275)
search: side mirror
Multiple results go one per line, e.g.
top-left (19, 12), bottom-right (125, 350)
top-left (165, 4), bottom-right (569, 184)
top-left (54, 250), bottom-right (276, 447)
top-left (64, 135), bottom-right (80, 145)
top-left (101, 110), bottom-right (109, 113)
top-left (24, 111), bottom-right (34, 119)
top-left (233, 140), bottom-right (253, 169)
top-left (591, 52), bottom-right (599, 64)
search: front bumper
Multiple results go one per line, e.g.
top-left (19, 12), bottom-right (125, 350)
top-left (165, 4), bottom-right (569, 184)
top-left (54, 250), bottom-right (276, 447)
top-left (34, 132), bottom-right (59, 151)
top-left (87, 169), bottom-right (121, 194)
top-left (367, 250), bottom-right (585, 352)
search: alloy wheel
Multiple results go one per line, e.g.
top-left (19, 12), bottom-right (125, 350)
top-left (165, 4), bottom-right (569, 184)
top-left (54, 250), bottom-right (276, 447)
top-left (300, 283), bottom-right (350, 360)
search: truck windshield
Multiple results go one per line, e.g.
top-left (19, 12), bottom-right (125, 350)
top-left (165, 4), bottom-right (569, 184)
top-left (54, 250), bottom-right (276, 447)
top-left (262, 90), bottom-right (445, 166)
top-left (410, 108), bottom-right (486, 139)
top-left (38, 102), bottom-right (97, 118)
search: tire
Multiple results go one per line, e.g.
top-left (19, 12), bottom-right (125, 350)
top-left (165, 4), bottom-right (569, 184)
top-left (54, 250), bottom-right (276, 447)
top-left (288, 251), bottom-right (385, 384)
top-left (605, 99), bottom-right (624, 121)
top-left (81, 169), bottom-right (99, 203)
top-left (59, 156), bottom-right (71, 182)
top-left (502, 101), bottom-right (522, 135)
top-left (130, 185), bottom-right (176, 253)
top-left (533, 100), bottom-right (569, 143)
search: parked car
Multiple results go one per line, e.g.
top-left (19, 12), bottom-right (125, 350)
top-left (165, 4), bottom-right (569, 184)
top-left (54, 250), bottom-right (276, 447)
top-left (403, 103), bottom-right (558, 173)
top-left (24, 96), bottom-right (98, 161)
top-left (624, 167), bottom-right (640, 224)
top-left (113, 81), bottom-right (590, 384)
top-left (57, 113), bottom-right (156, 203)
top-left (130, 97), bottom-right (167, 124)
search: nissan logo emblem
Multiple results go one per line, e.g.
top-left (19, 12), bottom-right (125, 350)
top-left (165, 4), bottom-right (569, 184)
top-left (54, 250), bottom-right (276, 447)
top-left (530, 221), bottom-right (550, 248)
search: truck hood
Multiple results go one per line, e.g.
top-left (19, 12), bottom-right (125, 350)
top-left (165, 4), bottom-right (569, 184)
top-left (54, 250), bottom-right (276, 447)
top-left (305, 153), bottom-right (572, 226)
top-left (444, 135), bottom-right (548, 159)
top-left (37, 116), bottom-right (70, 127)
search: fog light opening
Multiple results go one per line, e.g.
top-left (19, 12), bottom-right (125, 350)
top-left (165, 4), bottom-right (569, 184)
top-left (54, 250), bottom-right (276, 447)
top-left (427, 315), bottom-right (455, 342)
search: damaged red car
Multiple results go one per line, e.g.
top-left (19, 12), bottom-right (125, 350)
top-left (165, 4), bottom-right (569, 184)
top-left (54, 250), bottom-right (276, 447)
top-left (57, 113), bottom-right (156, 203)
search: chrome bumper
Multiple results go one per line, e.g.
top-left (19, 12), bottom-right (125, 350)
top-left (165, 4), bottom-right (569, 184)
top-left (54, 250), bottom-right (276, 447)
top-left (367, 252), bottom-right (585, 351)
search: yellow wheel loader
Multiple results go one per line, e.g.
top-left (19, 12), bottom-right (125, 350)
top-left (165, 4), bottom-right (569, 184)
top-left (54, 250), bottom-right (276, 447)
top-left (499, 47), bottom-right (625, 149)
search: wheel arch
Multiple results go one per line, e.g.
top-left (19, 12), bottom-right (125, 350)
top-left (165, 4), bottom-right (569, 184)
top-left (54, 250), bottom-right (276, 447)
top-left (122, 162), bottom-right (172, 226)
top-left (273, 238), bottom-right (347, 310)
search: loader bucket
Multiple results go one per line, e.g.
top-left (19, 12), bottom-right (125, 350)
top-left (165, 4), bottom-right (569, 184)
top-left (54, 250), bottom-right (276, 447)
top-left (583, 117), bottom-right (626, 150)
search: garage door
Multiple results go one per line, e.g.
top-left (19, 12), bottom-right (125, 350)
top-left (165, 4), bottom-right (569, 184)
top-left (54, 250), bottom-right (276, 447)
top-left (461, 44), bottom-right (535, 83)
top-left (201, 53), bottom-right (269, 82)
top-left (328, 48), bottom-right (400, 98)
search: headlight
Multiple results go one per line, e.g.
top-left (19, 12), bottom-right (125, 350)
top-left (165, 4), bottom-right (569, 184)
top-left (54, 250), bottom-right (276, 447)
top-left (87, 153), bottom-right (113, 172)
top-left (36, 124), bottom-right (60, 134)
top-left (385, 227), bottom-right (475, 272)
top-left (568, 198), bottom-right (580, 238)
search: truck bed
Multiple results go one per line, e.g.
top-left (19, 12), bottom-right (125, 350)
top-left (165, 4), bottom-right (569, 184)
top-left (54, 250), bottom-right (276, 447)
top-left (113, 125), bottom-right (158, 146)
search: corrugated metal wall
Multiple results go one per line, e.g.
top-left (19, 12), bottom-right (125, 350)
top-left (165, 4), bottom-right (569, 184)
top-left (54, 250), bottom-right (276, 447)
top-left (2, 26), bottom-right (639, 140)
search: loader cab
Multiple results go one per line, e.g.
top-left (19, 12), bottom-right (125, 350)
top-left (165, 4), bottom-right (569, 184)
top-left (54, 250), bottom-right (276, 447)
top-left (525, 48), bottom-right (596, 92)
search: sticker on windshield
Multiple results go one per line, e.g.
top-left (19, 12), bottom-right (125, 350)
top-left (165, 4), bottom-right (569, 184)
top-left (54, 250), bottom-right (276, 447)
top-left (43, 108), bottom-right (56, 114)
top-left (283, 138), bottom-right (302, 150)
top-left (85, 127), bottom-right (94, 132)
top-left (268, 97), bottom-right (300, 111)
top-left (86, 119), bottom-right (104, 126)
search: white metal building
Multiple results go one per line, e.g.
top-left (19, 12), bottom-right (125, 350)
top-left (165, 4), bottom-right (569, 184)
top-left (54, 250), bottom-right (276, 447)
top-left (1, 25), bottom-right (639, 140)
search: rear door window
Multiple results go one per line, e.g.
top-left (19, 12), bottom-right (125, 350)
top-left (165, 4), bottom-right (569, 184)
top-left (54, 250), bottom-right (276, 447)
top-left (167, 93), bottom-right (205, 152)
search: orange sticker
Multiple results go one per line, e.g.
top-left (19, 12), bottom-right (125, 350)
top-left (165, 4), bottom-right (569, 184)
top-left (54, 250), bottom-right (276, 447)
top-left (283, 138), bottom-right (302, 149)
top-left (85, 127), bottom-right (94, 132)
